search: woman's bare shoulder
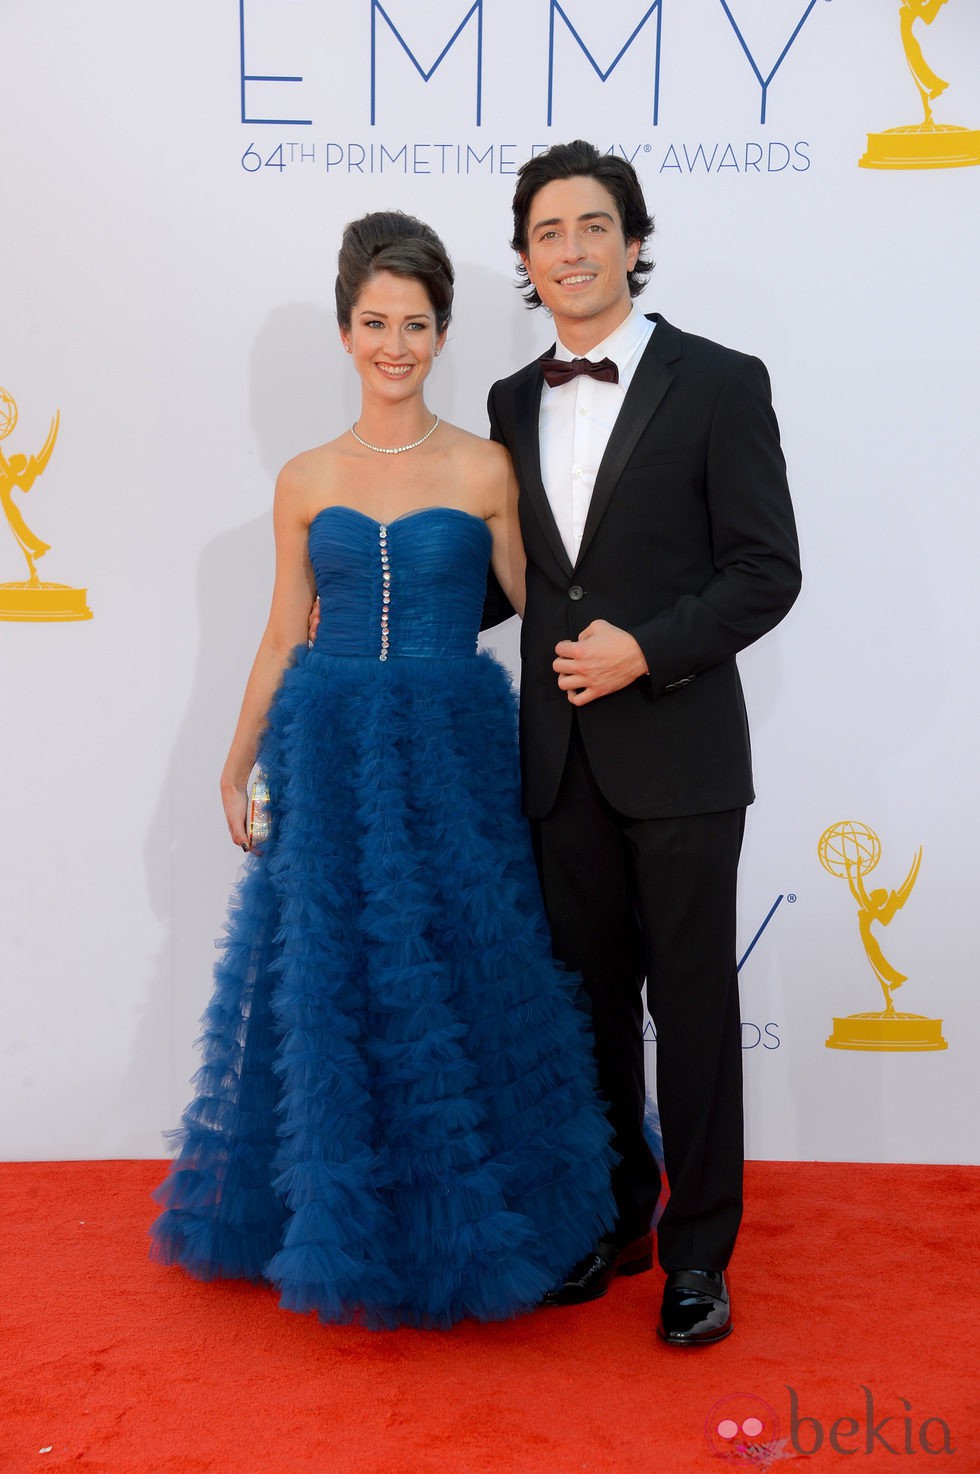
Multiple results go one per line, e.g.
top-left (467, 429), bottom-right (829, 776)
top-left (439, 422), bottom-right (511, 474)
top-left (278, 434), bottom-right (348, 483)
top-left (275, 436), bottom-right (350, 508)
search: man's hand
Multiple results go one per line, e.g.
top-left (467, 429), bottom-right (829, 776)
top-left (553, 619), bottom-right (649, 706)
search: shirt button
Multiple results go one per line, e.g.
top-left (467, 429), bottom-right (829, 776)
top-left (578, 406), bottom-right (588, 416)
top-left (568, 585), bottom-right (584, 601)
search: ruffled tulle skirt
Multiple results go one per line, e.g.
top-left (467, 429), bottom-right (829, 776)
top-left (151, 646), bottom-right (616, 1328)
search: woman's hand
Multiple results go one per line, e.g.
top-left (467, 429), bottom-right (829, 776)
top-left (221, 776), bottom-right (249, 850)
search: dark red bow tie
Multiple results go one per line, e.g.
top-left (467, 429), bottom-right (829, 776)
top-left (539, 355), bottom-right (619, 388)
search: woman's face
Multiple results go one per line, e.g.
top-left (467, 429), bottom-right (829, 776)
top-left (341, 270), bottom-right (445, 403)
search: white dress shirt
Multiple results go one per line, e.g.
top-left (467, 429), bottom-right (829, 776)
top-left (539, 306), bottom-right (655, 565)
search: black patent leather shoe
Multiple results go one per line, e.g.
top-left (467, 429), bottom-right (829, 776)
top-left (542, 1233), bottom-right (653, 1306)
top-left (657, 1268), bottom-right (732, 1345)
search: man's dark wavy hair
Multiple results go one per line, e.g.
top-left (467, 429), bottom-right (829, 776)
top-left (510, 140), bottom-right (654, 309)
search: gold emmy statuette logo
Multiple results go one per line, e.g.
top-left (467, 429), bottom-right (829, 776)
top-left (818, 820), bottom-right (946, 1051)
top-left (860, 0), bottom-right (980, 169)
top-left (0, 387), bottom-right (92, 621)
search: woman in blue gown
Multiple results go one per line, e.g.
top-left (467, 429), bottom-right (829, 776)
top-left (150, 212), bottom-right (615, 1328)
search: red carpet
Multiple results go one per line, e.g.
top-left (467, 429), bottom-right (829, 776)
top-left (2, 1162), bottom-right (977, 1473)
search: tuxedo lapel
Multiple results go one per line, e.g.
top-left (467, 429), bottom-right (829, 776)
top-left (512, 360), bottom-right (575, 578)
top-left (575, 315), bottom-right (679, 569)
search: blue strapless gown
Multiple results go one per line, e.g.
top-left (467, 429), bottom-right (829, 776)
top-left (151, 506), bottom-right (615, 1328)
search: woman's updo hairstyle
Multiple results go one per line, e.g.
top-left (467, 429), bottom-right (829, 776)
top-left (335, 211), bottom-right (454, 333)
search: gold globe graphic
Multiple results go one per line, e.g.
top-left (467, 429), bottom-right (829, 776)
top-left (818, 820), bottom-right (880, 879)
top-left (0, 387), bottom-right (18, 442)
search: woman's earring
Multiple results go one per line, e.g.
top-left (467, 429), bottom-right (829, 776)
top-left (434, 348), bottom-right (441, 357)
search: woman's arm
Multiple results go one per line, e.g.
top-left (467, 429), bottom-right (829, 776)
top-left (220, 465), bottom-right (318, 846)
top-left (484, 443), bottom-right (526, 619)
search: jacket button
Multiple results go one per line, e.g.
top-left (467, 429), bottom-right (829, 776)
top-left (568, 585), bottom-right (584, 601)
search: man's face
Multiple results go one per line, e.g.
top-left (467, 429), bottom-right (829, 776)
top-left (520, 175), bottom-right (640, 345)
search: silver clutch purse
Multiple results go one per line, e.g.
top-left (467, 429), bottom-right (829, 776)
top-left (246, 768), bottom-right (272, 852)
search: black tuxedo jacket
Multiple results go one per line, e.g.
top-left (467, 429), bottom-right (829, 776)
top-left (486, 314), bottom-right (801, 821)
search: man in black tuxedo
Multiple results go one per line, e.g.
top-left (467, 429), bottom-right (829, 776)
top-left (485, 141), bottom-right (801, 1344)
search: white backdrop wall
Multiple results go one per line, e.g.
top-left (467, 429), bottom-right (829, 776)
top-left (1, 1), bottom-right (977, 1163)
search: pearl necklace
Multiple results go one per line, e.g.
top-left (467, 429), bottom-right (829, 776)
top-left (351, 416), bottom-right (440, 455)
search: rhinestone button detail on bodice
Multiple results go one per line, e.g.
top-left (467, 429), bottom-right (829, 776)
top-left (378, 524), bottom-right (391, 660)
